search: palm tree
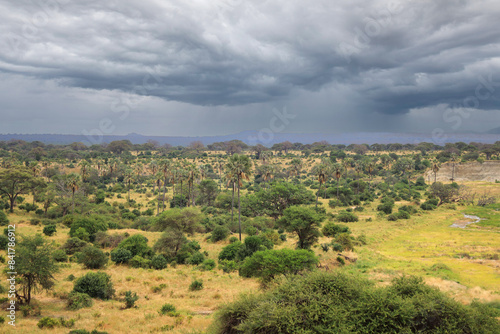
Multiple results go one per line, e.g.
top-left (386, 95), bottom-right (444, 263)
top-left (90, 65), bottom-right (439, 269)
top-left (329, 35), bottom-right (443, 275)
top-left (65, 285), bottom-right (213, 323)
top-left (226, 154), bottom-right (252, 241)
top-left (432, 162), bottom-right (440, 183)
top-left (366, 159), bottom-right (376, 189)
top-left (66, 174), bottom-right (80, 214)
top-left (332, 163), bottom-right (343, 199)
top-left (397, 157), bottom-right (414, 198)
top-left (289, 158), bottom-right (303, 179)
top-left (78, 161), bottom-right (90, 182)
top-left (149, 160), bottom-right (159, 192)
top-left (261, 164), bottom-right (275, 189)
top-left (354, 160), bottom-right (363, 195)
top-left (159, 160), bottom-right (171, 211)
top-left (450, 153), bottom-right (458, 182)
top-left (123, 169), bottom-right (134, 202)
top-left (312, 162), bottom-right (329, 208)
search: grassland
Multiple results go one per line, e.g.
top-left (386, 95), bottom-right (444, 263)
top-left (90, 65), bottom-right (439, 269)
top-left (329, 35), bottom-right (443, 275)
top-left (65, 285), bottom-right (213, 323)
top-left (1, 176), bottom-right (499, 333)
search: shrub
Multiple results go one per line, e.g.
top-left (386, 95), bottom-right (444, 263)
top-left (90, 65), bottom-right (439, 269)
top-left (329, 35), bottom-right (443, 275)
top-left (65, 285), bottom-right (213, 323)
top-left (73, 272), bottom-right (115, 300)
top-left (395, 211), bottom-right (411, 219)
top-left (0, 235), bottom-right (9, 250)
top-left (53, 249), bottom-right (68, 262)
top-left (420, 201), bottom-right (437, 210)
top-left (67, 292), bottom-right (93, 310)
top-left (239, 249), bottom-right (318, 283)
top-left (229, 236), bottom-right (239, 243)
top-left (189, 279), bottom-right (204, 291)
top-left (159, 303), bottom-right (177, 316)
top-left (336, 256), bottom-right (345, 265)
top-left (62, 237), bottom-right (89, 255)
top-left (81, 246), bottom-right (108, 269)
top-left (151, 254), bottom-right (168, 270)
top-left (218, 241), bottom-right (243, 262)
top-left (37, 317), bottom-right (60, 329)
top-left (118, 234), bottom-right (151, 257)
top-left (187, 252), bottom-right (205, 265)
top-left (211, 226), bottom-right (230, 242)
top-left (124, 290), bottom-right (139, 309)
top-left (43, 224), bottom-right (57, 236)
top-left (387, 214), bottom-right (398, 221)
top-left (200, 259), bottom-right (216, 271)
top-left (69, 217), bottom-right (108, 242)
top-left (0, 210), bottom-right (8, 226)
top-left (94, 231), bottom-right (125, 248)
top-left (322, 222), bottom-right (350, 237)
top-left (129, 255), bottom-right (151, 268)
top-left (377, 202), bottom-right (394, 214)
top-left (219, 260), bottom-right (238, 273)
top-left (335, 211), bottom-right (359, 223)
top-left (73, 227), bottom-right (90, 242)
top-left (110, 248), bottom-right (133, 264)
top-left (335, 233), bottom-right (354, 251)
top-left (331, 242), bottom-right (344, 252)
top-left (399, 205), bottom-right (418, 214)
top-left (209, 271), bottom-right (500, 333)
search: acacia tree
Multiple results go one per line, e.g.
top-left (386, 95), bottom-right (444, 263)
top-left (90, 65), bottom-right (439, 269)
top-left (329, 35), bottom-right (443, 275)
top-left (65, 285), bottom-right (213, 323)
top-left (226, 154), bottom-right (252, 241)
top-left (15, 234), bottom-right (58, 305)
top-left (278, 206), bottom-right (324, 250)
top-left (0, 167), bottom-right (45, 212)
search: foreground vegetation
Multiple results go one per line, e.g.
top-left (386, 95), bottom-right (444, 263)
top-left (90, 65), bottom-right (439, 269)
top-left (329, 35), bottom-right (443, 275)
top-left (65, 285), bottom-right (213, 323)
top-left (0, 139), bottom-right (499, 333)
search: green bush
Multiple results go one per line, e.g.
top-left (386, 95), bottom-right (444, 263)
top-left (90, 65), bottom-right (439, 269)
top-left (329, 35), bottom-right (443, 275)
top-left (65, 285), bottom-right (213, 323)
top-left (43, 224), bottom-right (57, 236)
top-left (124, 290), bottom-right (139, 309)
top-left (187, 252), bottom-right (205, 265)
top-left (209, 271), bottom-right (500, 333)
top-left (159, 303), bottom-right (177, 316)
top-left (62, 237), bottom-right (88, 255)
top-left (421, 201), bottom-right (437, 210)
top-left (335, 233), bottom-right (354, 251)
top-left (52, 249), bottom-right (68, 262)
top-left (189, 279), bottom-right (204, 291)
top-left (110, 248), bottom-right (133, 264)
top-left (239, 249), bottom-right (318, 283)
top-left (80, 246), bottom-right (108, 269)
top-left (335, 211), bottom-right (359, 223)
top-left (0, 210), bottom-right (8, 226)
top-left (387, 214), bottom-right (398, 221)
top-left (37, 317), bottom-right (59, 329)
top-left (377, 202), bottom-right (394, 214)
top-left (200, 259), bottom-right (216, 271)
top-left (211, 226), bottom-right (230, 242)
top-left (151, 254), bottom-right (168, 270)
top-left (395, 211), bottom-right (411, 219)
top-left (73, 272), bottom-right (115, 300)
top-left (322, 222), bottom-right (350, 237)
top-left (67, 292), bottom-right (93, 310)
top-left (129, 255), bottom-right (151, 268)
top-left (218, 241), bottom-right (242, 262)
top-left (0, 235), bottom-right (8, 250)
top-left (118, 234), bottom-right (151, 257)
top-left (219, 260), bottom-right (238, 273)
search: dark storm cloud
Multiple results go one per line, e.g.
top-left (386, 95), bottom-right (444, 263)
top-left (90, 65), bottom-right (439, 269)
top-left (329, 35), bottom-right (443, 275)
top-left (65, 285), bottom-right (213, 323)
top-left (0, 0), bottom-right (499, 127)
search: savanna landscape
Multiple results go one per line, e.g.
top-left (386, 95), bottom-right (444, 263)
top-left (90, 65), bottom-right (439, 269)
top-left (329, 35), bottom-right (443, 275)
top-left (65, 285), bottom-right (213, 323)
top-left (0, 139), bottom-right (499, 333)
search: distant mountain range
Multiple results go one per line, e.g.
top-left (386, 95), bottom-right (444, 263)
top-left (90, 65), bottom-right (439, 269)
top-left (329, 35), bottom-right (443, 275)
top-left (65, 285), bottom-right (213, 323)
top-left (0, 131), bottom-right (498, 146)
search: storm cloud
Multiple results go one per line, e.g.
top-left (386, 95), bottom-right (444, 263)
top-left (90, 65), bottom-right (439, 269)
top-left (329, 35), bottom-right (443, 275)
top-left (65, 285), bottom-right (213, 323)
top-left (0, 0), bottom-right (499, 136)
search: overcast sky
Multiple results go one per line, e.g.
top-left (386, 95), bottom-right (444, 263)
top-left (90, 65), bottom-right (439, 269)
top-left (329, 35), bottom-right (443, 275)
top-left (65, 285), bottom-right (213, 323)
top-left (0, 0), bottom-right (499, 137)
